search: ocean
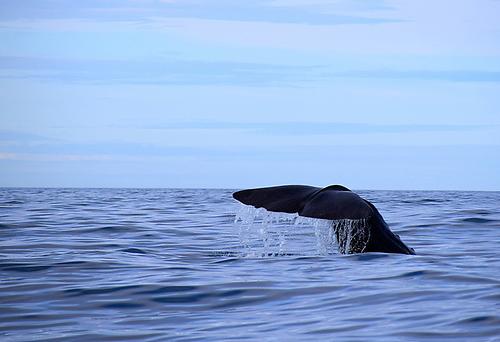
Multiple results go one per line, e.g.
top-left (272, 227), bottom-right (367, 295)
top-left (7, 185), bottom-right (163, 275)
top-left (0, 188), bottom-right (499, 341)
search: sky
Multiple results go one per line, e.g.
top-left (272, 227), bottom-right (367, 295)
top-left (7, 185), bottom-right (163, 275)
top-left (0, 0), bottom-right (499, 190)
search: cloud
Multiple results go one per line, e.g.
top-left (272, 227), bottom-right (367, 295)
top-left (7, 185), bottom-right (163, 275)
top-left (1, 55), bottom-right (499, 86)
top-left (0, 55), bottom-right (322, 86)
top-left (0, 152), bottom-right (17, 159)
top-left (0, 152), bottom-right (115, 161)
top-left (0, 0), bottom-right (398, 26)
top-left (0, 130), bottom-right (58, 148)
top-left (2, 1), bottom-right (499, 57)
top-left (268, 0), bottom-right (393, 12)
top-left (1, 0), bottom-right (499, 59)
top-left (1, 123), bottom-right (496, 160)
top-left (331, 70), bottom-right (500, 83)
top-left (142, 122), bottom-right (491, 135)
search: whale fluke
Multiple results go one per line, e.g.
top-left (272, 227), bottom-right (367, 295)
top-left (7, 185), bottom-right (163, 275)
top-left (233, 184), bottom-right (415, 255)
top-left (233, 185), bottom-right (319, 214)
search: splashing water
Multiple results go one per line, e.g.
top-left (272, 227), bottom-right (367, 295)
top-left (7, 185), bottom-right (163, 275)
top-left (234, 205), bottom-right (373, 256)
top-left (234, 205), bottom-right (331, 256)
top-left (333, 218), bottom-right (370, 254)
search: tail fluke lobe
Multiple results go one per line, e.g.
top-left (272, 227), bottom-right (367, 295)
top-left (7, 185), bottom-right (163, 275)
top-left (233, 185), bottom-right (320, 214)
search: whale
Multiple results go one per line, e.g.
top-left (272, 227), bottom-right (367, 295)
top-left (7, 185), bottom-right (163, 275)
top-left (233, 184), bottom-right (415, 255)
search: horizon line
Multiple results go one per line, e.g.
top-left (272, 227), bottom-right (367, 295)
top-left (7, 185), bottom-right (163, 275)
top-left (1, 186), bottom-right (498, 192)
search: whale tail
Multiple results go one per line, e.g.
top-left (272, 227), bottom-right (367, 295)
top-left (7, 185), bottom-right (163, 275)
top-left (233, 184), bottom-right (415, 255)
top-left (233, 184), bottom-right (372, 220)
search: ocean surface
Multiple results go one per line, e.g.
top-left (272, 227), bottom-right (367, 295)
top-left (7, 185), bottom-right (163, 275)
top-left (0, 188), bottom-right (499, 341)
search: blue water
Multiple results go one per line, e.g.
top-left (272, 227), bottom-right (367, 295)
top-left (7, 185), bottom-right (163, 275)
top-left (0, 188), bottom-right (499, 341)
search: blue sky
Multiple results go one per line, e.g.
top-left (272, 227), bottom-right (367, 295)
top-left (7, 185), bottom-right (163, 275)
top-left (0, 0), bottom-right (499, 190)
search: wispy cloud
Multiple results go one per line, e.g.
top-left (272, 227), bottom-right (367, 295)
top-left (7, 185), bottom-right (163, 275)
top-left (333, 70), bottom-right (500, 83)
top-left (0, 130), bottom-right (58, 148)
top-left (0, 152), bottom-right (115, 162)
top-left (141, 122), bottom-right (492, 135)
top-left (1, 123), bottom-right (496, 159)
top-left (0, 152), bottom-right (17, 159)
top-left (2, 2), bottom-right (499, 57)
top-left (0, 0), bottom-right (398, 25)
top-left (2, 55), bottom-right (499, 86)
top-left (0, 56), bottom-right (322, 86)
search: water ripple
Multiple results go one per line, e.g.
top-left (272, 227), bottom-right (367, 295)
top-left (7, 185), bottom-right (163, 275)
top-left (0, 188), bottom-right (498, 341)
